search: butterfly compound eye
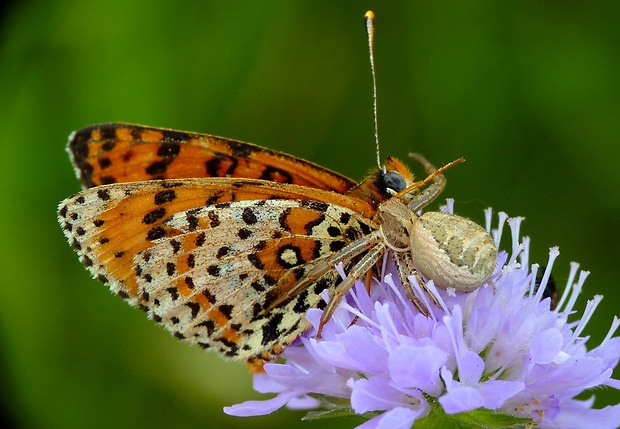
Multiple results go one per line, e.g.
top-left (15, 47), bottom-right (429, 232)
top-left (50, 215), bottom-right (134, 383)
top-left (382, 171), bottom-right (407, 193)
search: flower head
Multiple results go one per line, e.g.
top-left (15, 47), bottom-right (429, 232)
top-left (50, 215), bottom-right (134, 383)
top-left (225, 202), bottom-right (620, 428)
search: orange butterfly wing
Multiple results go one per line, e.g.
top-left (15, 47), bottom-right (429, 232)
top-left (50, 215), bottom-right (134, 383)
top-left (69, 123), bottom-right (357, 192)
top-left (59, 178), bottom-right (376, 365)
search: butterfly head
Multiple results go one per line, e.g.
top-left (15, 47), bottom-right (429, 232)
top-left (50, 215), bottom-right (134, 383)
top-left (345, 156), bottom-right (414, 208)
top-left (380, 156), bottom-right (413, 195)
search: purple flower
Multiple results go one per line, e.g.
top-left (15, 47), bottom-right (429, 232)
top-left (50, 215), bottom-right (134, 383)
top-left (225, 202), bottom-right (620, 428)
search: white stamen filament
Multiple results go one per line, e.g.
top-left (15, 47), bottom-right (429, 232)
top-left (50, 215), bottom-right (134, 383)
top-left (602, 316), bottom-right (620, 347)
top-left (520, 236), bottom-right (531, 269)
top-left (493, 212), bottom-right (509, 249)
top-left (534, 248), bottom-right (560, 303)
top-left (563, 270), bottom-right (589, 316)
top-left (568, 295), bottom-right (603, 346)
top-left (484, 207), bottom-right (493, 234)
top-left (554, 261), bottom-right (580, 313)
top-left (508, 217), bottom-right (524, 256)
top-left (528, 264), bottom-right (540, 297)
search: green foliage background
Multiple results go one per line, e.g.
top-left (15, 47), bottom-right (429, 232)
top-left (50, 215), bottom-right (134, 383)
top-left (1, 2), bottom-right (619, 428)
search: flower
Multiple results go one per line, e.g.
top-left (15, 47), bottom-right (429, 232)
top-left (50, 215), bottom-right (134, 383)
top-left (225, 201), bottom-right (620, 428)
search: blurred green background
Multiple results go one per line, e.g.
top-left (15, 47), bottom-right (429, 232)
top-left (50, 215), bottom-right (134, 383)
top-left (1, 1), bottom-right (619, 428)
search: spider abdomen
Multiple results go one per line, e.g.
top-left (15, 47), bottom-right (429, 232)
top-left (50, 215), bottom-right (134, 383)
top-left (410, 211), bottom-right (497, 291)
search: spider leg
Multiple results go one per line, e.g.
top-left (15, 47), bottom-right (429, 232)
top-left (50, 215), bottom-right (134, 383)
top-left (268, 231), bottom-right (381, 310)
top-left (317, 242), bottom-right (387, 335)
top-left (393, 155), bottom-right (463, 212)
top-left (393, 251), bottom-right (441, 314)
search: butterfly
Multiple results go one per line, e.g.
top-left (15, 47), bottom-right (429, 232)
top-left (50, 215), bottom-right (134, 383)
top-left (57, 12), bottom-right (497, 371)
top-left (57, 123), bottom-right (497, 371)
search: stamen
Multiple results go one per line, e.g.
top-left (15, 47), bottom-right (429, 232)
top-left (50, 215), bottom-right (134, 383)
top-left (520, 236), bottom-right (531, 269)
top-left (408, 275), bottom-right (438, 321)
top-left (440, 198), bottom-right (455, 214)
top-left (493, 212), bottom-right (509, 249)
top-left (425, 279), bottom-right (449, 315)
top-left (507, 243), bottom-right (524, 267)
top-left (379, 250), bottom-right (390, 282)
top-left (602, 316), bottom-right (620, 347)
top-left (384, 273), bottom-right (419, 323)
top-left (534, 248), bottom-right (560, 302)
top-left (484, 207), bottom-right (493, 233)
top-left (341, 299), bottom-right (376, 330)
top-left (554, 262), bottom-right (580, 313)
top-left (569, 295), bottom-right (603, 345)
top-left (528, 264), bottom-right (540, 297)
top-left (563, 270), bottom-right (589, 316)
top-left (508, 217), bottom-right (525, 257)
top-left (443, 313), bottom-right (463, 372)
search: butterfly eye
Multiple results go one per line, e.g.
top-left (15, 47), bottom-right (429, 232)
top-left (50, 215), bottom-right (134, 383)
top-left (382, 171), bottom-right (407, 193)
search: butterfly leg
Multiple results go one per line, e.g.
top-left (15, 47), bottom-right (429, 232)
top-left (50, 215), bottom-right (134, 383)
top-left (317, 242), bottom-right (387, 336)
top-left (365, 269), bottom-right (373, 294)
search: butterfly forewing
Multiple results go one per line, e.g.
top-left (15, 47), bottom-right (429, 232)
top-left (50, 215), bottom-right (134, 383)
top-left (69, 124), bottom-right (356, 192)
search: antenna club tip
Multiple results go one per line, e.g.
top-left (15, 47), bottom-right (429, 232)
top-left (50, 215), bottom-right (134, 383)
top-left (365, 11), bottom-right (375, 21)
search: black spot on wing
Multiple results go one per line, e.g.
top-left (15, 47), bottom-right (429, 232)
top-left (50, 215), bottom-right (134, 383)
top-left (195, 232), bottom-right (206, 247)
top-left (98, 157), bottom-right (111, 169)
top-left (157, 142), bottom-right (181, 158)
top-left (248, 254), bottom-right (264, 270)
top-left (303, 213), bottom-right (325, 235)
top-left (238, 228), bottom-right (253, 239)
top-left (301, 200), bottom-right (329, 212)
top-left (147, 227), bottom-right (166, 241)
top-left (261, 313), bottom-right (283, 346)
top-left (242, 207), bottom-right (258, 225)
top-left (155, 189), bottom-right (176, 205)
top-left (293, 289), bottom-right (310, 314)
top-left (97, 189), bottom-right (110, 201)
top-left (161, 130), bottom-right (192, 144)
top-left (68, 127), bottom-right (96, 188)
top-left (216, 246), bottom-right (229, 258)
top-left (226, 140), bottom-right (253, 158)
top-left (259, 166), bottom-right (293, 183)
top-left (196, 320), bottom-right (216, 336)
top-left (329, 240), bottom-right (346, 252)
top-left (218, 304), bottom-right (233, 320)
top-left (208, 212), bottom-right (220, 227)
top-left (143, 208), bottom-right (166, 224)
top-left (278, 208), bottom-right (292, 232)
top-left (145, 142), bottom-right (180, 176)
top-left (186, 302), bottom-right (200, 319)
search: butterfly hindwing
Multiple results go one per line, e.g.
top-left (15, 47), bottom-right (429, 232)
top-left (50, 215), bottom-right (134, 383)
top-left (58, 178), bottom-right (376, 365)
top-left (139, 199), bottom-right (374, 363)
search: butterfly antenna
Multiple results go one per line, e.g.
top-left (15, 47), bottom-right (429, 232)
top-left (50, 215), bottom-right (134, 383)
top-left (365, 11), bottom-right (382, 171)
